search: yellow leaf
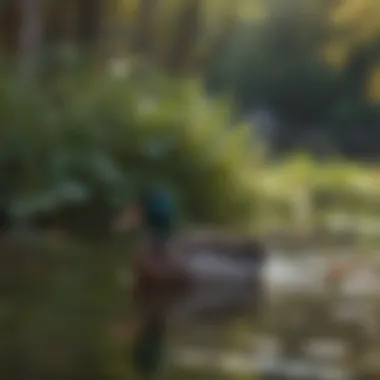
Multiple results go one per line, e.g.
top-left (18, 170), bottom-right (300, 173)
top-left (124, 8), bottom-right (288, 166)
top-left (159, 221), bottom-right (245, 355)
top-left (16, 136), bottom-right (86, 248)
top-left (323, 41), bottom-right (349, 68)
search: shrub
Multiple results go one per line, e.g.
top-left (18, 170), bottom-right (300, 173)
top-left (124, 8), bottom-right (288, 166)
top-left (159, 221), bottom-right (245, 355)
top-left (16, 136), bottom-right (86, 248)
top-left (0, 66), bottom-right (258, 232)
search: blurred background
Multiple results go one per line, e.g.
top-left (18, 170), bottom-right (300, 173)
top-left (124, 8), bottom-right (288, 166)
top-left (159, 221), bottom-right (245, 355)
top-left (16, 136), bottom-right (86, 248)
top-left (1, 0), bottom-right (380, 379)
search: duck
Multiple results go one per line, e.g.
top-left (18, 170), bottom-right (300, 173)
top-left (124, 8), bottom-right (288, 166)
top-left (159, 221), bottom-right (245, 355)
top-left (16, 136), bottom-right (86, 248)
top-left (112, 189), bottom-right (267, 376)
top-left (112, 188), bottom-right (267, 294)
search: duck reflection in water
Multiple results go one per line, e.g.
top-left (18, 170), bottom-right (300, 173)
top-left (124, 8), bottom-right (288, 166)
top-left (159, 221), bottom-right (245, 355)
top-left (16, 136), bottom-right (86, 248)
top-left (112, 188), bottom-right (267, 376)
top-left (131, 304), bottom-right (167, 377)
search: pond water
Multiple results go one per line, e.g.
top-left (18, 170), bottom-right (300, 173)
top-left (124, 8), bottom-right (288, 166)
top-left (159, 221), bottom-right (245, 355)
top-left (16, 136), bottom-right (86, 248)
top-left (130, 251), bottom-right (380, 380)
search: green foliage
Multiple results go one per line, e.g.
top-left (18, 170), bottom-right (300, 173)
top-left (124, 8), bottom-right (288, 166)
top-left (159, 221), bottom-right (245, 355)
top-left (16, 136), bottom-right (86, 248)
top-left (206, 0), bottom-right (380, 158)
top-left (252, 154), bottom-right (380, 237)
top-left (0, 65), bottom-right (257, 229)
top-left (1, 62), bottom-right (380, 237)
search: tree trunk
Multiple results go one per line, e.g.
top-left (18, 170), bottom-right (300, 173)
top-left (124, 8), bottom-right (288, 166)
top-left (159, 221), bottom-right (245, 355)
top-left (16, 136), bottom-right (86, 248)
top-left (166, 0), bottom-right (201, 74)
top-left (44, 1), bottom-right (69, 46)
top-left (76, 0), bottom-right (102, 49)
top-left (18, 0), bottom-right (43, 73)
top-left (133, 0), bottom-right (160, 57)
top-left (195, 14), bottom-right (237, 73)
top-left (0, 0), bottom-right (21, 55)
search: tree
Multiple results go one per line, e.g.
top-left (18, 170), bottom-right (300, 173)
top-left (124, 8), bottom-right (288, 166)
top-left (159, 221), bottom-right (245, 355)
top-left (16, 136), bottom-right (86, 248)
top-left (0, 0), bottom-right (20, 55)
top-left (165, 0), bottom-right (201, 72)
top-left (18, 0), bottom-right (43, 72)
top-left (76, 0), bottom-right (102, 49)
top-left (133, 0), bottom-right (160, 56)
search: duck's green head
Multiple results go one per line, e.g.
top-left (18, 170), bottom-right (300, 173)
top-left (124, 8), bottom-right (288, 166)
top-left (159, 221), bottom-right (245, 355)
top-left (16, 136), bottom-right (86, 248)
top-left (139, 189), bottom-right (175, 236)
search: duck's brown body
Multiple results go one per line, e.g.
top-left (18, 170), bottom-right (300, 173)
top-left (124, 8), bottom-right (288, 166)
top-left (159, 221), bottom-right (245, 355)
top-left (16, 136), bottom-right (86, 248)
top-left (132, 230), bottom-right (266, 291)
top-left (132, 238), bottom-right (191, 301)
top-left (131, 229), bottom-right (268, 324)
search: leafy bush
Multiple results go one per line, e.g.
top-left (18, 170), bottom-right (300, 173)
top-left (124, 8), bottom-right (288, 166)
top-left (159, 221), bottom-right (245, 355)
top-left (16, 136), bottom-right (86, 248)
top-left (0, 66), bottom-right (258, 231)
top-left (253, 154), bottom-right (380, 235)
top-left (2, 61), bottom-right (380, 237)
